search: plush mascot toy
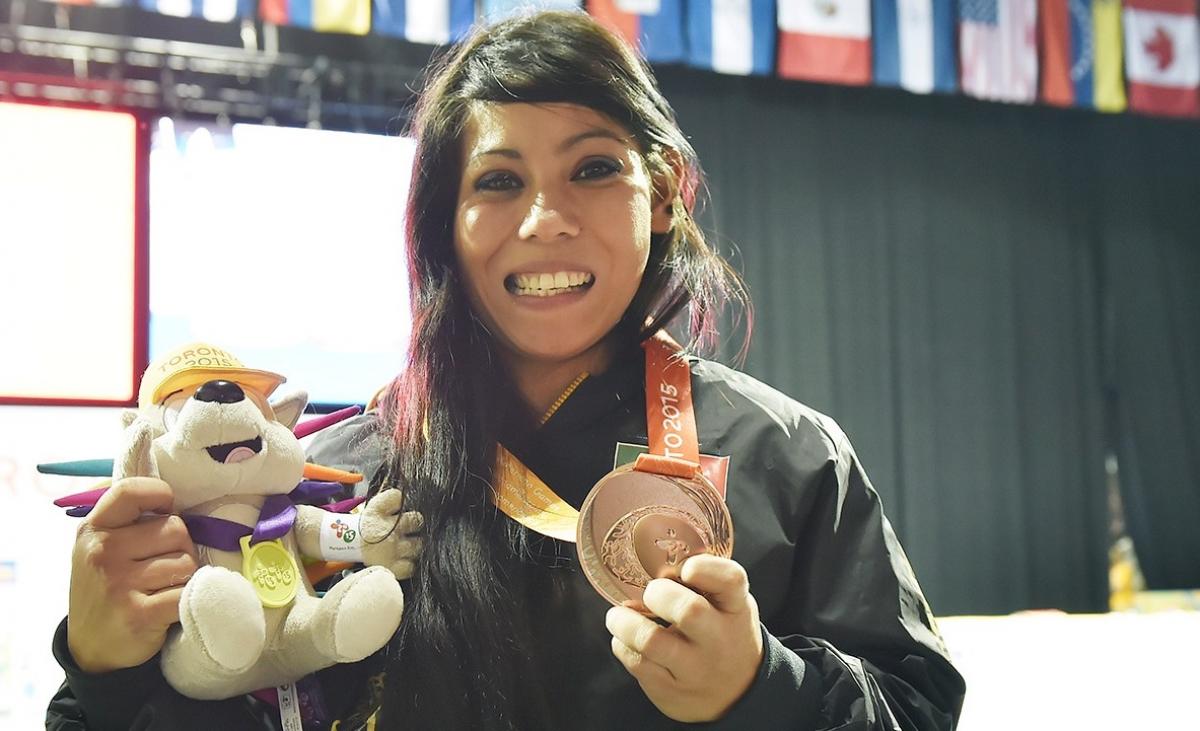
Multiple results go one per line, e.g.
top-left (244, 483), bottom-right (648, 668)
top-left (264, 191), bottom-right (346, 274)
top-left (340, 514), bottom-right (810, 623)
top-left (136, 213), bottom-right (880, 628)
top-left (45, 342), bottom-right (421, 702)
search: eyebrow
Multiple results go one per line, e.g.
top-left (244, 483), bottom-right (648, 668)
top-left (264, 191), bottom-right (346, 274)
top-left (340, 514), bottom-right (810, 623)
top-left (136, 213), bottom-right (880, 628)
top-left (470, 128), bottom-right (629, 163)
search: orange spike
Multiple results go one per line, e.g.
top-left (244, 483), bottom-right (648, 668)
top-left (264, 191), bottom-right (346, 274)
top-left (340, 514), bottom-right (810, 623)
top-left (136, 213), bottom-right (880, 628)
top-left (304, 560), bottom-right (356, 585)
top-left (302, 463), bottom-right (363, 484)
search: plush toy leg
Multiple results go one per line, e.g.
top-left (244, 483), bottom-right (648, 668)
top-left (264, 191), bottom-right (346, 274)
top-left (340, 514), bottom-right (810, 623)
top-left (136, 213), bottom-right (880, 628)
top-left (276, 565), bottom-right (404, 671)
top-left (161, 565), bottom-right (267, 700)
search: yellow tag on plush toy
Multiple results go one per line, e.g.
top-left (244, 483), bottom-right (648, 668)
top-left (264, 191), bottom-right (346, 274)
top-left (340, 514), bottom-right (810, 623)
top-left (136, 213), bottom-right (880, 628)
top-left (240, 535), bottom-right (300, 608)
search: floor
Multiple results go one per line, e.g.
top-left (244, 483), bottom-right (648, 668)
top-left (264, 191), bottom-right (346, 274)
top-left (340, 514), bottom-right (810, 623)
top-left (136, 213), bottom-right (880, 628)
top-left (939, 608), bottom-right (1200, 731)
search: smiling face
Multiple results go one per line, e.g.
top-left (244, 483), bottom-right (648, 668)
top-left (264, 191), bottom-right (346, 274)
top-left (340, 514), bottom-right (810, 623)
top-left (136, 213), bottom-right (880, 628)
top-left (454, 102), bottom-right (672, 378)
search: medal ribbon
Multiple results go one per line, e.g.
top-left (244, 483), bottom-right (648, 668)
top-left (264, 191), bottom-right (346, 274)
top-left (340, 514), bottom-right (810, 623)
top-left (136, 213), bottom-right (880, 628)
top-left (635, 332), bottom-right (701, 478)
top-left (492, 332), bottom-right (703, 541)
top-left (182, 494), bottom-right (297, 552)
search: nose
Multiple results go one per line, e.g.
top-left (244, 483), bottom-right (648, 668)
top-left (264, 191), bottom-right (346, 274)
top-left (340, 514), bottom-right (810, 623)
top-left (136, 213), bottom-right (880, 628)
top-left (194, 380), bottom-right (245, 404)
top-left (518, 191), bottom-right (581, 241)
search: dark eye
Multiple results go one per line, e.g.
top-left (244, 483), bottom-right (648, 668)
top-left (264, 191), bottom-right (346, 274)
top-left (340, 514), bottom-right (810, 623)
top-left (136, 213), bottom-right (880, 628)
top-left (573, 158), bottom-right (622, 181)
top-left (475, 171), bottom-right (521, 192)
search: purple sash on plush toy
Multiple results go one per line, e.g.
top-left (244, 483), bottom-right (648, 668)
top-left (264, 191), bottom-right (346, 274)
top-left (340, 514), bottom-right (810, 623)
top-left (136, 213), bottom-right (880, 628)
top-left (182, 495), bottom-right (298, 551)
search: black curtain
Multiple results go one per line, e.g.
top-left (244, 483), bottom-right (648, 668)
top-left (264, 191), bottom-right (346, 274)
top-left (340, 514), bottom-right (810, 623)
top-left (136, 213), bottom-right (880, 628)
top-left (658, 68), bottom-right (1199, 615)
top-left (1092, 121), bottom-right (1200, 592)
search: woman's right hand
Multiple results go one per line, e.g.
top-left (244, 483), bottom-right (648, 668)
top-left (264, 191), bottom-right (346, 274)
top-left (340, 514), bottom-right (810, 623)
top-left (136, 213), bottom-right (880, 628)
top-left (67, 477), bottom-right (198, 673)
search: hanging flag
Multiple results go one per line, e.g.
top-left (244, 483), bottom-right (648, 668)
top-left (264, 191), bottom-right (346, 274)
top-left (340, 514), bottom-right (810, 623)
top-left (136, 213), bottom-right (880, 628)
top-left (373, 0), bottom-right (475, 43)
top-left (686, 0), bottom-right (776, 76)
top-left (57, 0), bottom-right (128, 6)
top-left (141, 0), bottom-right (252, 21)
top-left (587, 0), bottom-right (687, 63)
top-left (483, 0), bottom-right (581, 23)
top-left (260, 0), bottom-right (369, 33)
top-left (1040, 0), bottom-right (1128, 111)
top-left (872, 0), bottom-right (957, 93)
top-left (260, 0), bottom-right (302, 26)
top-left (1122, 0), bottom-right (1200, 117)
top-left (313, 0), bottom-right (370, 34)
top-left (958, 0), bottom-right (1039, 102)
top-left (777, 0), bottom-right (872, 85)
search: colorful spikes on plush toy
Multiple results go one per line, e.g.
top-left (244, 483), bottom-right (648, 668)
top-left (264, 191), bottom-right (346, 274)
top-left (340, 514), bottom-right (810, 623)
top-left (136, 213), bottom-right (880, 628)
top-left (40, 342), bottom-right (422, 710)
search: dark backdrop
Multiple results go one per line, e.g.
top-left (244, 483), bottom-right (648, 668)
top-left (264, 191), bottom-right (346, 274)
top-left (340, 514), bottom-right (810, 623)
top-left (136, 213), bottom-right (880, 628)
top-left (656, 68), bottom-right (1200, 616)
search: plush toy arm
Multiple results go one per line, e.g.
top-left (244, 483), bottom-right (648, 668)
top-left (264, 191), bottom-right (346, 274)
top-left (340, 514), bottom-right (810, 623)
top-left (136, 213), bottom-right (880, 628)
top-left (293, 504), bottom-right (329, 560)
top-left (360, 490), bottom-right (423, 580)
top-left (292, 494), bottom-right (422, 578)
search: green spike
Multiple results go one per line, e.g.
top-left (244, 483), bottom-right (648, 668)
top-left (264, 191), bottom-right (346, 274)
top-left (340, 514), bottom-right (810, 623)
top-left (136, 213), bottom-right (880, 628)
top-left (36, 459), bottom-right (114, 477)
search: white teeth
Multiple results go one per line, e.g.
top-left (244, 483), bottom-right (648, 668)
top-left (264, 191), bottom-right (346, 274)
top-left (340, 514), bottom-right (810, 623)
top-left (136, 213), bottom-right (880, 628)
top-left (511, 270), bottom-right (594, 296)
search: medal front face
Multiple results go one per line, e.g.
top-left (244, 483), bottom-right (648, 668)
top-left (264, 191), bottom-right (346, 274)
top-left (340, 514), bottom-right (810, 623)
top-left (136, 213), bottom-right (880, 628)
top-left (240, 535), bottom-right (300, 608)
top-left (577, 464), bottom-right (733, 609)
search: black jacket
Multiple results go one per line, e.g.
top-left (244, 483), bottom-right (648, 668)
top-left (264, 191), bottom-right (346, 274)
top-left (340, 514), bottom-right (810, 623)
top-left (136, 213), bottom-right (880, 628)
top-left (48, 355), bottom-right (964, 730)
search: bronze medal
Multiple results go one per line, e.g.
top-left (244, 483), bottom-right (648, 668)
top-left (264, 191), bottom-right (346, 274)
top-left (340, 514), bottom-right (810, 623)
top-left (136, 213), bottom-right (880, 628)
top-left (491, 333), bottom-right (734, 612)
top-left (576, 463), bottom-right (733, 610)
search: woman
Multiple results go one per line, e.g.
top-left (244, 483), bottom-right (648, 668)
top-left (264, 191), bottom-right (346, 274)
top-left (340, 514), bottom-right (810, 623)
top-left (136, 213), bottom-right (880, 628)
top-left (49, 10), bottom-right (964, 730)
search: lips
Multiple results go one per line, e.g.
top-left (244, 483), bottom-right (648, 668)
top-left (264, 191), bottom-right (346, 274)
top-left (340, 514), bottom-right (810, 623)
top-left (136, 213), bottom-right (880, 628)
top-left (205, 436), bottom-right (263, 464)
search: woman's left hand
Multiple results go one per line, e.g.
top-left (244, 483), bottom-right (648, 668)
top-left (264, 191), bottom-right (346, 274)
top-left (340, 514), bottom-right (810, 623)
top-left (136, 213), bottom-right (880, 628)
top-left (605, 554), bottom-right (764, 723)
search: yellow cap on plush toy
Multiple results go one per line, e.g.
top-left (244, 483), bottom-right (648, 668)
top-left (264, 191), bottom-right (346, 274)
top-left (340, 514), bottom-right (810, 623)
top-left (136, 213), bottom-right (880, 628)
top-left (138, 342), bottom-right (286, 408)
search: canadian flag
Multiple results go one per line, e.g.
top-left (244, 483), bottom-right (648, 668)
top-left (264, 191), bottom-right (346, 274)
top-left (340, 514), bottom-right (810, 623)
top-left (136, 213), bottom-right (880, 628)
top-left (1123, 0), bottom-right (1200, 117)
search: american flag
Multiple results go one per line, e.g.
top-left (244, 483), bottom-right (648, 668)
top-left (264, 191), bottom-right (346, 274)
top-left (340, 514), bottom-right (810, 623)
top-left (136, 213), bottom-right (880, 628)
top-left (958, 0), bottom-right (1039, 102)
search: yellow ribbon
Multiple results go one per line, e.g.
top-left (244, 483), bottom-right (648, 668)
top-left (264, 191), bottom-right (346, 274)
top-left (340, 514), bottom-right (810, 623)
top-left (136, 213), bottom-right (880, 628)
top-left (492, 446), bottom-right (580, 543)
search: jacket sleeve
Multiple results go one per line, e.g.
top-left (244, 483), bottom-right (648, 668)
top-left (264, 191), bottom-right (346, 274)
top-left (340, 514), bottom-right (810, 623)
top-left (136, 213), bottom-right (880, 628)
top-left (46, 617), bottom-right (167, 730)
top-left (707, 426), bottom-right (965, 730)
top-left (47, 597), bottom-right (376, 730)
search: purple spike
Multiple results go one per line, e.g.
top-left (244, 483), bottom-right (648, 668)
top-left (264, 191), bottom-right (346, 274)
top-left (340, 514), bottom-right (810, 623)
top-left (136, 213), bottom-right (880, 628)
top-left (288, 480), bottom-right (346, 504)
top-left (66, 506), bottom-right (94, 518)
top-left (321, 496), bottom-right (367, 513)
top-left (293, 405), bottom-right (363, 440)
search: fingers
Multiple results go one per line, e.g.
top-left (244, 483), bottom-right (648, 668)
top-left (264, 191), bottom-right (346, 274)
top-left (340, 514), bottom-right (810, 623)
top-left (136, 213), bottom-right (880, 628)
top-left (605, 556), bottom-right (764, 723)
top-left (119, 515), bottom-right (198, 561)
top-left (139, 586), bottom-right (184, 630)
top-left (606, 605), bottom-right (685, 673)
top-left (677, 554), bottom-right (751, 614)
top-left (88, 477), bottom-right (174, 530)
top-left (610, 635), bottom-right (675, 687)
top-left (133, 552), bottom-right (199, 593)
top-left (641, 577), bottom-right (717, 635)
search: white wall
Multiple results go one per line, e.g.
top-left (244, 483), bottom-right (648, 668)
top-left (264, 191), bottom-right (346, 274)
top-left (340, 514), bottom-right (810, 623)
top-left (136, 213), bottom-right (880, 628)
top-left (0, 405), bottom-right (125, 727)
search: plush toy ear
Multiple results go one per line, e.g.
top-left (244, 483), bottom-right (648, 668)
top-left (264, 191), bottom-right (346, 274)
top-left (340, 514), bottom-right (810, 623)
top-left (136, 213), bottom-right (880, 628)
top-left (271, 390), bottom-right (308, 431)
top-left (116, 419), bottom-right (159, 480)
top-left (121, 408), bottom-right (139, 429)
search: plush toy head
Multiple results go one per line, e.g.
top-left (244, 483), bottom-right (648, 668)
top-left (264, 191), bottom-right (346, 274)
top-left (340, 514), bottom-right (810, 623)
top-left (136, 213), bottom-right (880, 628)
top-left (118, 342), bottom-right (308, 512)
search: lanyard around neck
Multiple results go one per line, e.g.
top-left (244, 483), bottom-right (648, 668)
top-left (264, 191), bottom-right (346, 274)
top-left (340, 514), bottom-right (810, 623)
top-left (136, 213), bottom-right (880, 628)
top-left (491, 332), bottom-right (701, 541)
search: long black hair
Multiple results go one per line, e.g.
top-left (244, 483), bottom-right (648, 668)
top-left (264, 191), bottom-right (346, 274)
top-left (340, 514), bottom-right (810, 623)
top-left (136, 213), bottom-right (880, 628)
top-left (374, 10), bottom-right (747, 729)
